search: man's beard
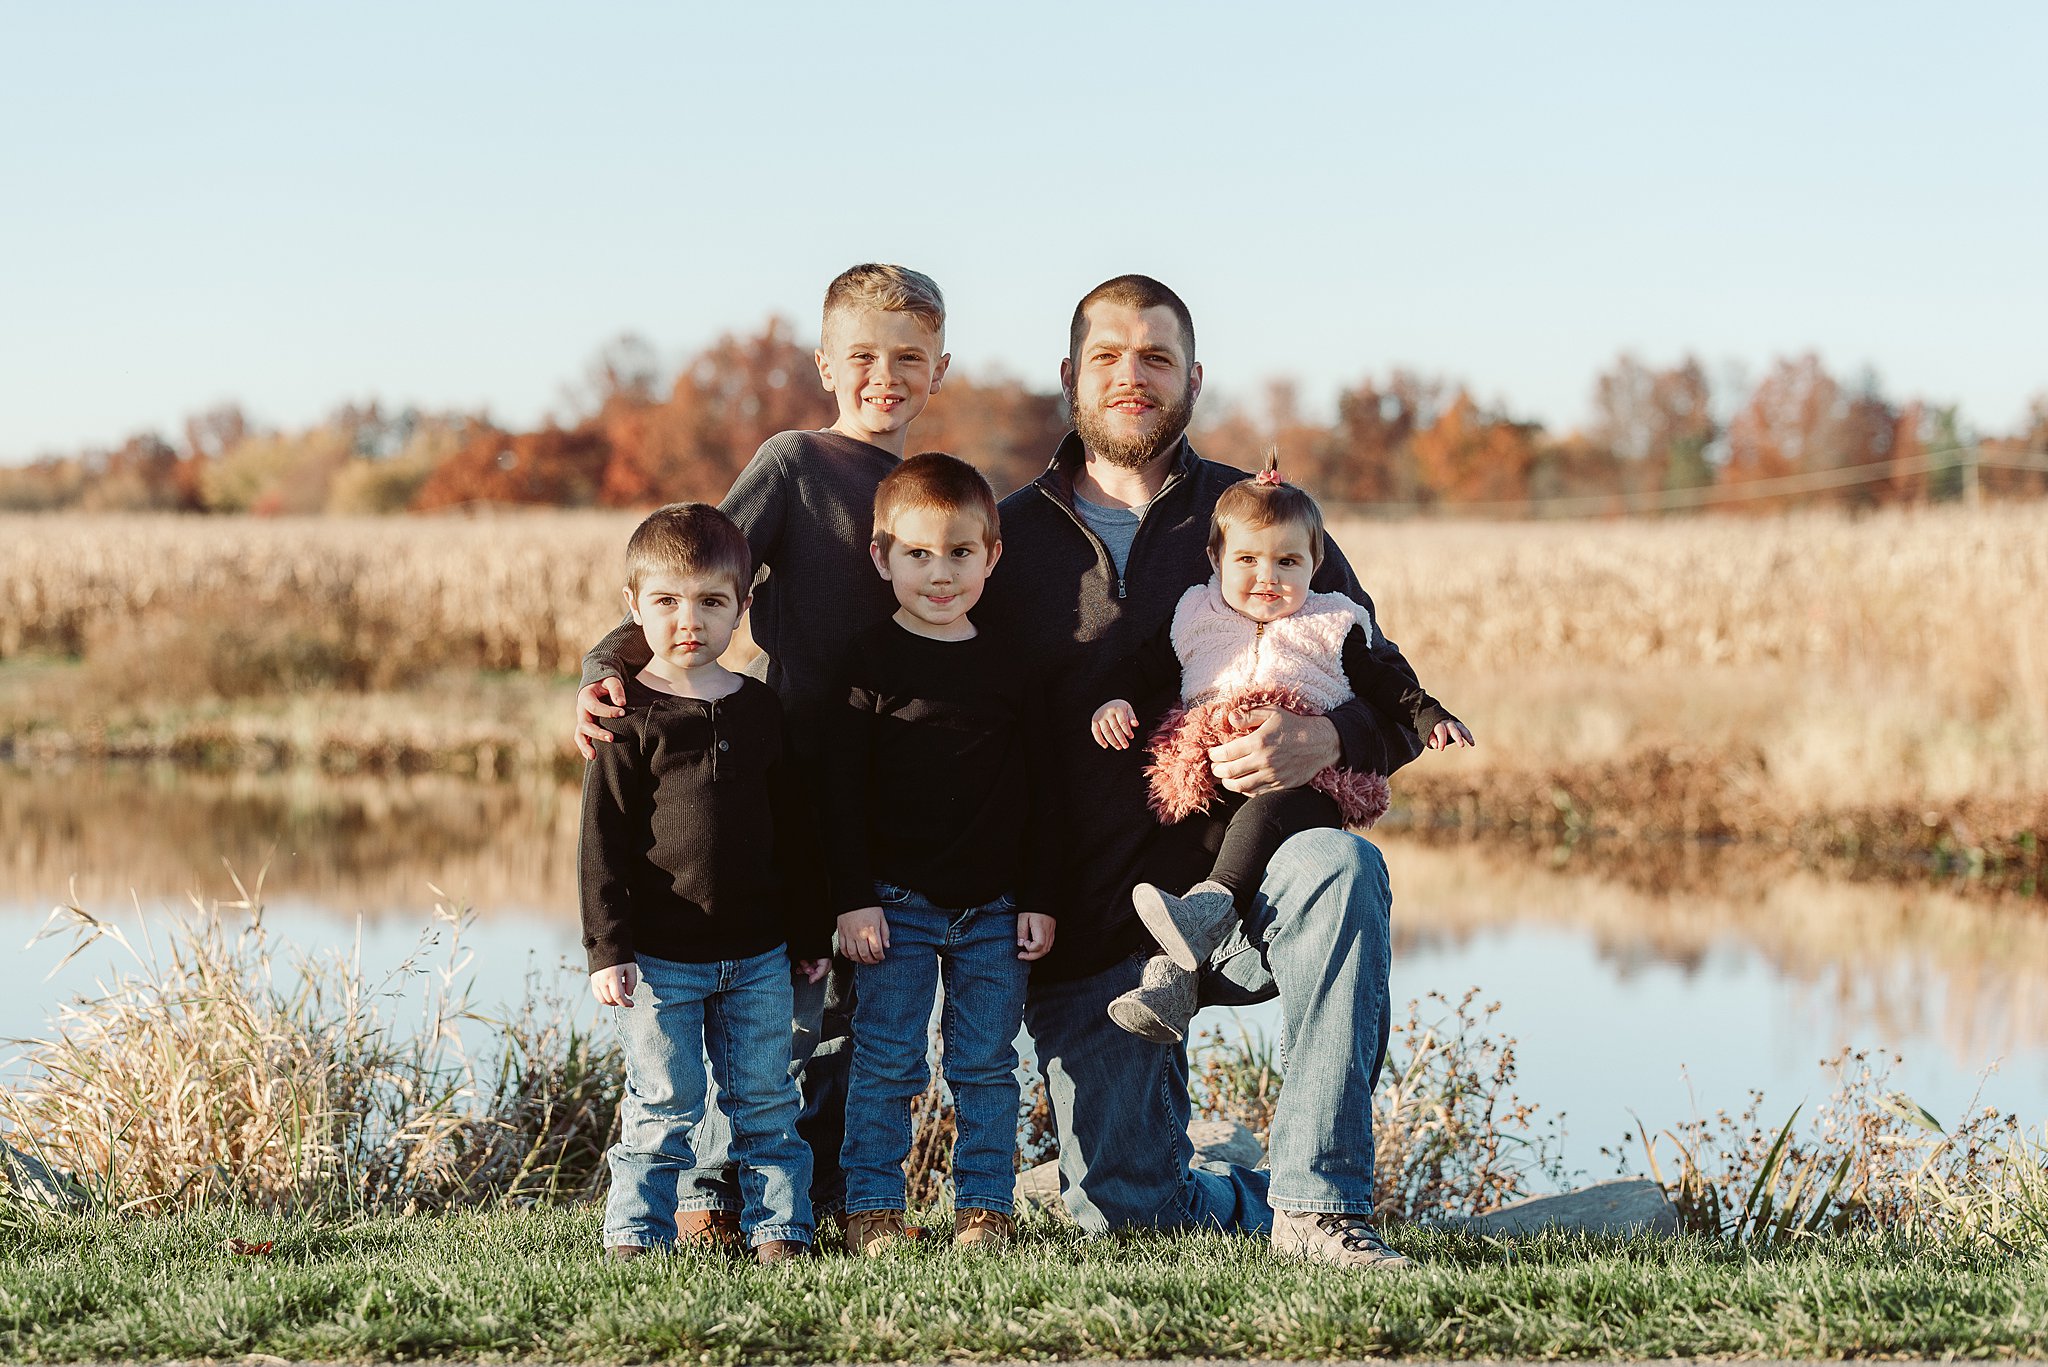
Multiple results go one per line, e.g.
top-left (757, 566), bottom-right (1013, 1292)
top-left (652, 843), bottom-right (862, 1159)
top-left (1069, 381), bottom-right (1197, 470)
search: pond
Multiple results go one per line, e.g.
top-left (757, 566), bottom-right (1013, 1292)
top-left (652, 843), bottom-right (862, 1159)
top-left (6, 763), bottom-right (2044, 1181)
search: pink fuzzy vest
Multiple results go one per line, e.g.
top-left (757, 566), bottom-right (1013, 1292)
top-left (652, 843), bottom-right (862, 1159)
top-left (1143, 579), bottom-right (1392, 829)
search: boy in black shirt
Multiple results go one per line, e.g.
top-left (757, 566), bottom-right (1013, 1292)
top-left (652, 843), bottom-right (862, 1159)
top-left (580, 504), bottom-right (830, 1263)
top-left (828, 454), bottom-right (1055, 1254)
top-left (575, 264), bottom-right (951, 1227)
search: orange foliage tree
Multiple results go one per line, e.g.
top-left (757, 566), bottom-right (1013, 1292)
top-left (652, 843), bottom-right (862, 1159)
top-left (1409, 392), bottom-right (1539, 506)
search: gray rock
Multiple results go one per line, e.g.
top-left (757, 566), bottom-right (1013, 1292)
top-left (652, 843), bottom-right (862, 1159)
top-left (1188, 1118), bottom-right (1264, 1170)
top-left (2, 1141), bottom-right (90, 1213)
top-left (1015, 1118), bottom-right (1269, 1214)
top-left (1014, 1159), bottom-right (1063, 1211)
top-left (1452, 1177), bottom-right (1678, 1237)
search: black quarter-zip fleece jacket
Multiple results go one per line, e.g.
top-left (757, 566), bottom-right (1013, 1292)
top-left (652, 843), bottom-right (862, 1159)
top-left (976, 433), bottom-right (1428, 982)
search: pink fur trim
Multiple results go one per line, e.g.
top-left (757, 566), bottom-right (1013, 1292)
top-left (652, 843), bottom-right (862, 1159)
top-left (1142, 686), bottom-right (1390, 829)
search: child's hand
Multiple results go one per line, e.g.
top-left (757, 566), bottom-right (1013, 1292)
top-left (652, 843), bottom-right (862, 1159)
top-left (795, 957), bottom-right (831, 984)
top-left (575, 676), bottom-right (628, 760)
top-left (590, 961), bottom-right (639, 1007)
top-left (1016, 913), bottom-right (1056, 961)
top-left (837, 907), bottom-right (890, 965)
top-left (1428, 719), bottom-right (1476, 750)
top-left (1091, 700), bottom-right (1139, 750)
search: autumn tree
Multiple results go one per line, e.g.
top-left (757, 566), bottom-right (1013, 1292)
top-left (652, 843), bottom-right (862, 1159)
top-left (1324, 371), bottom-right (1442, 505)
top-left (912, 372), bottom-right (1066, 496)
top-left (1589, 353), bottom-right (1716, 502)
top-left (1409, 391), bottom-right (1540, 506)
top-left (413, 420), bottom-right (613, 510)
top-left (1723, 353), bottom-right (1843, 494)
top-left (597, 318), bottom-right (835, 506)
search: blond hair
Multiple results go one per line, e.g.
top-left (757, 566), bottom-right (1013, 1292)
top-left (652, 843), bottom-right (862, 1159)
top-left (625, 502), bottom-right (753, 597)
top-left (822, 263), bottom-right (946, 341)
top-left (872, 452), bottom-right (999, 555)
top-left (1208, 450), bottom-right (1326, 570)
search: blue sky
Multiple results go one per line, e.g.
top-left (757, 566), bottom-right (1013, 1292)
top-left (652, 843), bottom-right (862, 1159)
top-left (2, 1), bottom-right (2041, 462)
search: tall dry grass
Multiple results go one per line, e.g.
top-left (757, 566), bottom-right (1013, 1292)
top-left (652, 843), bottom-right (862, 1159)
top-left (3, 503), bottom-right (2043, 806)
top-left (1332, 503), bottom-right (2048, 805)
top-left (2, 876), bottom-right (618, 1215)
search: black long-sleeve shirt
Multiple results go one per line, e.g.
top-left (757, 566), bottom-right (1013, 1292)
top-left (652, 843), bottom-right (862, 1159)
top-left (976, 433), bottom-right (1432, 982)
top-left (823, 620), bottom-right (1053, 916)
top-left (578, 675), bottom-right (828, 971)
top-left (581, 429), bottom-right (902, 762)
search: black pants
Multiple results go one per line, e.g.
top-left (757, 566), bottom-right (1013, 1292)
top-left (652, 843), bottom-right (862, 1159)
top-left (1200, 786), bottom-right (1345, 920)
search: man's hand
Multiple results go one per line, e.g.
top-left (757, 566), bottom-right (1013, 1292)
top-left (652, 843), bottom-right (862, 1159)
top-left (1091, 700), bottom-right (1140, 750)
top-left (1428, 718), bottom-right (1476, 750)
top-left (1016, 913), bottom-right (1056, 961)
top-left (1209, 709), bottom-right (1341, 795)
top-left (837, 907), bottom-right (890, 965)
top-left (589, 961), bottom-right (639, 1007)
top-left (575, 677), bottom-right (627, 760)
top-left (794, 957), bottom-right (831, 984)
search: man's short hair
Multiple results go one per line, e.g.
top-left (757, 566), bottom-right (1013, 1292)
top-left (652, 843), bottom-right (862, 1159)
top-left (624, 502), bottom-right (754, 597)
top-left (872, 452), bottom-right (1000, 554)
top-left (1208, 450), bottom-right (1328, 571)
top-left (822, 263), bottom-right (946, 341)
top-left (1068, 274), bottom-right (1196, 367)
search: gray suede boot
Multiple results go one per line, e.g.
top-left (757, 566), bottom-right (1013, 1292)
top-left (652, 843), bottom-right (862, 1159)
top-left (1131, 880), bottom-right (1239, 972)
top-left (1106, 954), bottom-right (1199, 1043)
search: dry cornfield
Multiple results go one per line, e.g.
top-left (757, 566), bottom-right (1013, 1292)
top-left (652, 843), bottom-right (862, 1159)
top-left (0, 510), bottom-right (638, 673)
top-left (3, 502), bottom-right (2043, 800)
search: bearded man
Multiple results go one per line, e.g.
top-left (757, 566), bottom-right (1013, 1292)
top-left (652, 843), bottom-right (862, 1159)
top-left (975, 275), bottom-right (1429, 1268)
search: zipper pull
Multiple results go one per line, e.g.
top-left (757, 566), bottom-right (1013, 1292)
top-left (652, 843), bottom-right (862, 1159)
top-left (1117, 576), bottom-right (1127, 600)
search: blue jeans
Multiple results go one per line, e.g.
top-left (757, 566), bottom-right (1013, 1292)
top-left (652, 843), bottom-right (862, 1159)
top-left (842, 882), bottom-right (1029, 1215)
top-left (674, 970), bottom-right (835, 1214)
top-left (1023, 827), bottom-right (1393, 1233)
top-left (602, 947), bottom-right (814, 1249)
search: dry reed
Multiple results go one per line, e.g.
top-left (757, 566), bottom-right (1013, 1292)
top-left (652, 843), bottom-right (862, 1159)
top-left (1, 874), bottom-right (619, 1215)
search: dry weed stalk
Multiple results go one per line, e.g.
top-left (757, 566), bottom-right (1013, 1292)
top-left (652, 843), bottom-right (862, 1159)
top-left (1191, 989), bottom-right (1566, 1223)
top-left (1, 873), bottom-right (619, 1215)
top-left (1615, 1047), bottom-right (2048, 1248)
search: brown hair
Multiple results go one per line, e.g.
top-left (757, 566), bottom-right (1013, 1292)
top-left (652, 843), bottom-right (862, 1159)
top-left (1208, 450), bottom-right (1326, 570)
top-left (872, 452), bottom-right (1000, 554)
top-left (624, 502), bottom-right (754, 597)
top-left (822, 263), bottom-right (946, 341)
top-left (1068, 274), bottom-right (1196, 366)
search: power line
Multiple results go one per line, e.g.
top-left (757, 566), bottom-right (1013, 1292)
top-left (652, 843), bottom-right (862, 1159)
top-left (1328, 446), bottom-right (2048, 519)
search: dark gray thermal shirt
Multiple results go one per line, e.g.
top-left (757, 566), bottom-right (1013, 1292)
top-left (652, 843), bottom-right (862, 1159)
top-left (582, 429), bottom-right (902, 761)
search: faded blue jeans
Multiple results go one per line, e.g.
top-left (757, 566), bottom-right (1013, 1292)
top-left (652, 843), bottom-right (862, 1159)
top-left (842, 882), bottom-right (1029, 1215)
top-left (602, 947), bottom-right (814, 1249)
top-left (1023, 827), bottom-right (1393, 1233)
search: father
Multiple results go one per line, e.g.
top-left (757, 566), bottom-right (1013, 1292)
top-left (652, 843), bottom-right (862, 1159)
top-left (972, 275), bottom-right (1424, 1267)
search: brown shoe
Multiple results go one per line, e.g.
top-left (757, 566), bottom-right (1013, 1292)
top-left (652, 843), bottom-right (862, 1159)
top-left (754, 1239), bottom-right (808, 1264)
top-left (606, 1243), bottom-right (650, 1260)
top-left (677, 1208), bottom-right (742, 1254)
top-left (953, 1208), bottom-right (1013, 1249)
top-left (844, 1209), bottom-right (907, 1256)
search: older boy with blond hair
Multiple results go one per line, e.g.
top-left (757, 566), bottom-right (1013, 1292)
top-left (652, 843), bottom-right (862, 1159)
top-left (580, 503), bottom-right (831, 1263)
top-left (575, 263), bottom-right (950, 1235)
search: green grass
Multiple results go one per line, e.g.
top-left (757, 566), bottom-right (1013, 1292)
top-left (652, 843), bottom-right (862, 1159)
top-left (4, 1206), bottom-right (2045, 1362)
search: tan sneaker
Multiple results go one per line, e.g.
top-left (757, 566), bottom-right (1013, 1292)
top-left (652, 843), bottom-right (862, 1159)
top-left (953, 1208), bottom-right (1013, 1249)
top-left (677, 1208), bottom-right (742, 1255)
top-left (1271, 1209), bottom-right (1413, 1270)
top-left (754, 1239), bottom-right (808, 1264)
top-left (606, 1243), bottom-right (650, 1260)
top-left (844, 1209), bottom-right (908, 1256)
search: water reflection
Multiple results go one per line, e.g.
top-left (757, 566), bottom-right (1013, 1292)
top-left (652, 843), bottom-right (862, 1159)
top-left (7, 764), bottom-right (2045, 1164)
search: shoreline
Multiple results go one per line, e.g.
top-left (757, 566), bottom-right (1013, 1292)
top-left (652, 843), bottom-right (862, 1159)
top-left (5, 717), bottom-right (2040, 900)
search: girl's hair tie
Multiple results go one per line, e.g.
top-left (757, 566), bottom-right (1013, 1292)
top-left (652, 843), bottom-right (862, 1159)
top-left (1255, 468), bottom-right (1284, 487)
